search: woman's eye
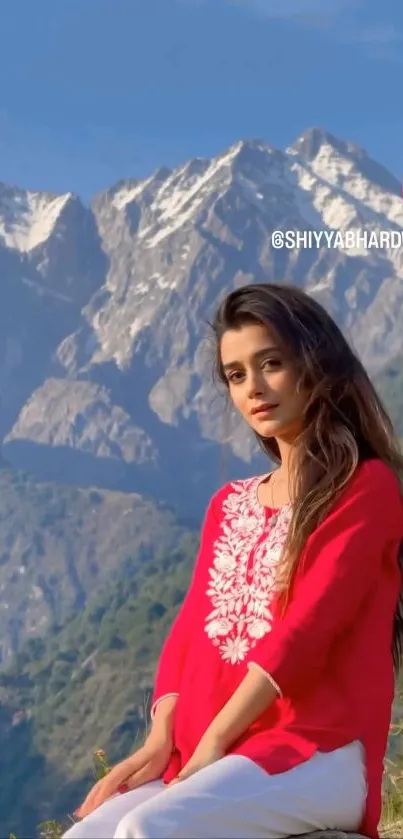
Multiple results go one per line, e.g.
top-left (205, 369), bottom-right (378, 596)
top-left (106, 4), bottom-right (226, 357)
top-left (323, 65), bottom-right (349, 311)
top-left (227, 371), bottom-right (244, 383)
top-left (262, 358), bottom-right (282, 369)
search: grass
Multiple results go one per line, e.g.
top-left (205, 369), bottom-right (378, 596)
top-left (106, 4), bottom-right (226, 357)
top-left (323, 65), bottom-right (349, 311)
top-left (16, 699), bottom-right (153, 839)
top-left (9, 750), bottom-right (113, 839)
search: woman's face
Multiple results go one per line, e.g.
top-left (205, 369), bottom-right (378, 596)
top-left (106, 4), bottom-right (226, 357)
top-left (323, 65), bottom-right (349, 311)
top-left (220, 322), bottom-right (308, 443)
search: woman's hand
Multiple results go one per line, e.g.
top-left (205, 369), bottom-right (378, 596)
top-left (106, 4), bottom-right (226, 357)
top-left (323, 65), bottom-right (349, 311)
top-left (169, 734), bottom-right (224, 785)
top-left (75, 727), bottom-right (173, 819)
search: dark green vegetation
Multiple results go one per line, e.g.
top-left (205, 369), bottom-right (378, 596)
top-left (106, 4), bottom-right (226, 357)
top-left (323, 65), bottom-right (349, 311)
top-left (0, 462), bottom-right (193, 662)
top-left (0, 525), bottom-right (198, 837)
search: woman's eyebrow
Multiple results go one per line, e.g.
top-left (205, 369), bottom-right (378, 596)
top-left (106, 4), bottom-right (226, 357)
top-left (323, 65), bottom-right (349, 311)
top-left (222, 346), bottom-right (280, 372)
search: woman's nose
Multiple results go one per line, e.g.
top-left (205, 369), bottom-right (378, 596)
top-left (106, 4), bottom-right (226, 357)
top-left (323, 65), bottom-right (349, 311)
top-left (245, 371), bottom-right (265, 398)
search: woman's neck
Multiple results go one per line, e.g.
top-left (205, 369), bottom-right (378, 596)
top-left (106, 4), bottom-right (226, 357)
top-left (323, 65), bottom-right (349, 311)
top-left (274, 438), bottom-right (294, 479)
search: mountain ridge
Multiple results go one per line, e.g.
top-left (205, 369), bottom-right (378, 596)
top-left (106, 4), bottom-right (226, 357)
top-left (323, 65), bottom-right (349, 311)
top-left (0, 460), bottom-right (195, 665)
top-left (1, 128), bottom-right (403, 518)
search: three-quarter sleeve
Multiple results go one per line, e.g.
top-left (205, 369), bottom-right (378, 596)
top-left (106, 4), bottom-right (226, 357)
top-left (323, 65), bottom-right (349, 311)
top-left (246, 460), bottom-right (403, 698)
top-left (151, 494), bottom-right (218, 717)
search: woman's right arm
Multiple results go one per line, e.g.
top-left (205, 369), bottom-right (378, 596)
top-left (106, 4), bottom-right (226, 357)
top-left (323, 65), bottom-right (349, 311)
top-left (150, 494), bottom-right (219, 720)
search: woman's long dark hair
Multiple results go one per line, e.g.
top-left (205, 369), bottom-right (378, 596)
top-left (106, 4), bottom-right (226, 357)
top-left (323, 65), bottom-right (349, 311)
top-left (211, 282), bottom-right (403, 675)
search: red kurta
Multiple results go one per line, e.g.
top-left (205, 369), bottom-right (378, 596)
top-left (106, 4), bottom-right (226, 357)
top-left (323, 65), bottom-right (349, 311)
top-left (152, 458), bottom-right (403, 839)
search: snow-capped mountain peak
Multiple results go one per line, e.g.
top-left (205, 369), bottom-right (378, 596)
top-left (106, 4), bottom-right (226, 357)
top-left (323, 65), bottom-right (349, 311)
top-left (110, 167), bottom-right (172, 211)
top-left (2, 127), bottom-right (403, 514)
top-left (0, 184), bottom-right (73, 252)
top-left (107, 140), bottom-right (287, 251)
top-left (288, 126), bottom-right (401, 199)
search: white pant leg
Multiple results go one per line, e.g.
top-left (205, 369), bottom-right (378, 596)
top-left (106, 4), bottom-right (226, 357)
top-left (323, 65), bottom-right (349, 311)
top-left (62, 781), bottom-right (165, 839)
top-left (114, 741), bottom-right (367, 839)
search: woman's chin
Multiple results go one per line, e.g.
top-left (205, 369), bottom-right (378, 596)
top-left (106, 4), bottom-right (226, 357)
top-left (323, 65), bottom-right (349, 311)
top-left (253, 418), bottom-right (282, 436)
top-left (253, 417), bottom-right (301, 442)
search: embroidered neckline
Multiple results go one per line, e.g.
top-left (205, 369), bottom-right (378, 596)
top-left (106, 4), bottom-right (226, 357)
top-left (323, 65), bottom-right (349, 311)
top-left (204, 476), bottom-right (292, 665)
top-left (253, 471), bottom-right (292, 517)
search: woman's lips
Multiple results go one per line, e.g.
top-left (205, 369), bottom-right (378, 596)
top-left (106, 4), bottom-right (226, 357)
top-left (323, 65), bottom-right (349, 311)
top-left (251, 403), bottom-right (279, 416)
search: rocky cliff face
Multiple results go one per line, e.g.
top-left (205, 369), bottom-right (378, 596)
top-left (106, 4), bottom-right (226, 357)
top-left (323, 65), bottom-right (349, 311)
top-left (2, 128), bottom-right (403, 515)
top-left (0, 184), bottom-right (107, 441)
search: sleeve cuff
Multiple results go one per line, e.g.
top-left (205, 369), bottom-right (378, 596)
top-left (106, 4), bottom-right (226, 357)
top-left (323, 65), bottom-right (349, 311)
top-left (247, 662), bottom-right (283, 698)
top-left (150, 693), bottom-right (180, 719)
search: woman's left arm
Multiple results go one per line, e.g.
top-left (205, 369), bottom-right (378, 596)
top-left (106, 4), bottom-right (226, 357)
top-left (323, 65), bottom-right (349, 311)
top-left (169, 666), bottom-right (277, 782)
top-left (173, 460), bottom-right (403, 778)
top-left (242, 459), bottom-right (403, 703)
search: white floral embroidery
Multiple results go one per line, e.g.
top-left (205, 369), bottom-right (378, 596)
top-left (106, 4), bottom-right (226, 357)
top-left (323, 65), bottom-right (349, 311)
top-left (220, 636), bottom-right (250, 664)
top-left (205, 476), bottom-right (292, 664)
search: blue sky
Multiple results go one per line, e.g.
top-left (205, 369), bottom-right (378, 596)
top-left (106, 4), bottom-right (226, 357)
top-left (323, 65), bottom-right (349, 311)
top-left (1, 0), bottom-right (402, 200)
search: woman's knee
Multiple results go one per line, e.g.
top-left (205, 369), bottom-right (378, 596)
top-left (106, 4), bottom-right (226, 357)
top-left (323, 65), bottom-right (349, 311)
top-left (114, 801), bottom-right (177, 839)
top-left (114, 807), bottom-right (149, 838)
top-left (61, 822), bottom-right (88, 839)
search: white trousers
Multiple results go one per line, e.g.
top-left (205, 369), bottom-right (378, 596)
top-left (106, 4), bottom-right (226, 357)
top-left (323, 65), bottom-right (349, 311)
top-left (63, 741), bottom-right (367, 839)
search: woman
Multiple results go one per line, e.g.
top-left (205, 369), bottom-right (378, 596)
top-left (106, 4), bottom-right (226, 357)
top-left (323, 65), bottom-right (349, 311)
top-left (64, 283), bottom-right (403, 839)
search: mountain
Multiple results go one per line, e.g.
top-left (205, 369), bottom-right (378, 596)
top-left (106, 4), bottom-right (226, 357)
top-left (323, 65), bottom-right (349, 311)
top-left (1, 127), bottom-right (403, 517)
top-left (0, 185), bottom-right (107, 440)
top-left (0, 462), bottom-right (193, 665)
top-left (0, 530), bottom-right (198, 838)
